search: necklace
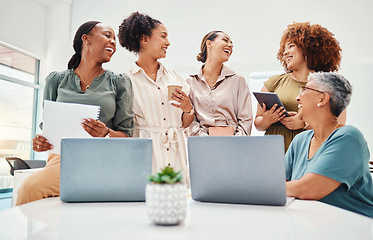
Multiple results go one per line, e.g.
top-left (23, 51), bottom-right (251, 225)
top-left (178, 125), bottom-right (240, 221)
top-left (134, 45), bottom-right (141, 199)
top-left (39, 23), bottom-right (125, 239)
top-left (146, 72), bottom-right (156, 76)
top-left (76, 68), bottom-right (104, 91)
top-left (141, 65), bottom-right (158, 77)
top-left (204, 75), bottom-right (216, 84)
top-left (312, 122), bottom-right (341, 147)
top-left (144, 69), bottom-right (157, 78)
top-left (204, 77), bottom-right (216, 85)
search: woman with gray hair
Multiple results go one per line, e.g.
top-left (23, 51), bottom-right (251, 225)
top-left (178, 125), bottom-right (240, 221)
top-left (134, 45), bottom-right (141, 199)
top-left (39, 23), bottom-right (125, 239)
top-left (285, 72), bottom-right (373, 217)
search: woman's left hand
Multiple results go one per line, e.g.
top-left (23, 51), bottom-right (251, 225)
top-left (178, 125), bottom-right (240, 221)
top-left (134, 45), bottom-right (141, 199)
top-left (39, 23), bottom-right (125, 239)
top-left (82, 118), bottom-right (109, 137)
top-left (280, 112), bottom-right (305, 130)
top-left (171, 88), bottom-right (193, 113)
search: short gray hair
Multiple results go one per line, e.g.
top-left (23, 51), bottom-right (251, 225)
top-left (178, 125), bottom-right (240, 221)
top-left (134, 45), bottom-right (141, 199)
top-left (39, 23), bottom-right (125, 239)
top-left (308, 72), bottom-right (352, 117)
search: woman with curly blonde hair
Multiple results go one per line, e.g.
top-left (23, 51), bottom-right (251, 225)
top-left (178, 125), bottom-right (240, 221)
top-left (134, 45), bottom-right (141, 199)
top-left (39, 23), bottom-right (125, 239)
top-left (254, 22), bottom-right (345, 152)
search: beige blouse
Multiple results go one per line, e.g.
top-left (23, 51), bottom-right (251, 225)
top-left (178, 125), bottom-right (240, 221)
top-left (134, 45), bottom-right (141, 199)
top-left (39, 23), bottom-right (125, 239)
top-left (126, 62), bottom-right (190, 183)
top-left (186, 65), bottom-right (253, 136)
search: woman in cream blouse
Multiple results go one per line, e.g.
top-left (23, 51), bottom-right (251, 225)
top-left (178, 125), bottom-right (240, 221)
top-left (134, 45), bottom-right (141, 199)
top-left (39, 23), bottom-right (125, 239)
top-left (186, 31), bottom-right (253, 136)
top-left (118, 12), bottom-right (193, 183)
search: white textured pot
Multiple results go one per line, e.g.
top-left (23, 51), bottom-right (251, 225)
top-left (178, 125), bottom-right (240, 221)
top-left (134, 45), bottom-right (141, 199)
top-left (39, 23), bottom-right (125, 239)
top-left (146, 183), bottom-right (187, 225)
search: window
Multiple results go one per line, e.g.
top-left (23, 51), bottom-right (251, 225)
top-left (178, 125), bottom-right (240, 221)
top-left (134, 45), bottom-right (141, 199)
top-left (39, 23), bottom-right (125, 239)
top-left (0, 44), bottom-right (40, 190)
top-left (247, 71), bottom-right (283, 136)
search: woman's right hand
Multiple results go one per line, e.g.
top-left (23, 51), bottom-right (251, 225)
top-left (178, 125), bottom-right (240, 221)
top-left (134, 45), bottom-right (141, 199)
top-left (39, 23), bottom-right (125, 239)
top-left (32, 134), bottom-right (53, 152)
top-left (254, 85), bottom-right (288, 131)
top-left (259, 103), bottom-right (287, 124)
top-left (254, 103), bottom-right (287, 131)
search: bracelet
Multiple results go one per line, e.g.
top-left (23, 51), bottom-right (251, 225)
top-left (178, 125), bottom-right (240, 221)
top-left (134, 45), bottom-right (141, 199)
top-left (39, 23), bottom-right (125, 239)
top-left (184, 107), bottom-right (194, 116)
top-left (104, 128), bottom-right (111, 138)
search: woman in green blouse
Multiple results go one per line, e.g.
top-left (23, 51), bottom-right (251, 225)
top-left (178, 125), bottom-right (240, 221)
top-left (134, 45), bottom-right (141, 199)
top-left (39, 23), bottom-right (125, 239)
top-left (16, 21), bottom-right (134, 205)
top-left (254, 22), bottom-right (344, 152)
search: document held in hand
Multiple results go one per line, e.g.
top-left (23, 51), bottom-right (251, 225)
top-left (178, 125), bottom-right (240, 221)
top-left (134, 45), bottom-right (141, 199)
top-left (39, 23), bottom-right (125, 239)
top-left (42, 100), bottom-right (100, 154)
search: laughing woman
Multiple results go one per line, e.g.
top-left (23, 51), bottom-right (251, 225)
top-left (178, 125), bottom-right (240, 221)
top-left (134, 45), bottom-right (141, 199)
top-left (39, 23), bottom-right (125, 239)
top-left (186, 31), bottom-right (253, 136)
top-left (254, 22), bottom-right (344, 152)
top-left (118, 12), bottom-right (193, 184)
top-left (286, 72), bottom-right (373, 218)
top-left (16, 21), bottom-right (134, 205)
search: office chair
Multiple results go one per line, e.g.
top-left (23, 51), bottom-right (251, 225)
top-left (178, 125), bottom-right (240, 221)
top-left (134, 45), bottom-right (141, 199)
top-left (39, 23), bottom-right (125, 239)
top-left (5, 157), bottom-right (47, 176)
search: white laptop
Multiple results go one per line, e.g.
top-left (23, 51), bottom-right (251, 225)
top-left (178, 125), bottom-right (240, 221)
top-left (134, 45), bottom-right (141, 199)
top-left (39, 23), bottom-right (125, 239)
top-left (60, 138), bottom-right (152, 202)
top-left (188, 136), bottom-right (287, 206)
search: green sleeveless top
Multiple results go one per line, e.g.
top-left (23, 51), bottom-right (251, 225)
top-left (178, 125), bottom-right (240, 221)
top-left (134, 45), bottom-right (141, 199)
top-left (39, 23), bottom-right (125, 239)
top-left (264, 73), bottom-right (306, 152)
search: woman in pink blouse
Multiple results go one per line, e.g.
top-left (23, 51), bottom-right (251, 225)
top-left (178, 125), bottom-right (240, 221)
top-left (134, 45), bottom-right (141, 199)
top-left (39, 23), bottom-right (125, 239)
top-left (185, 31), bottom-right (253, 136)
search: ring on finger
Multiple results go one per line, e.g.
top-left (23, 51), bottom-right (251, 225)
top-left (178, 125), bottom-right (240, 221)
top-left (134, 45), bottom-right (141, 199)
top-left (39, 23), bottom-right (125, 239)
top-left (37, 145), bottom-right (40, 149)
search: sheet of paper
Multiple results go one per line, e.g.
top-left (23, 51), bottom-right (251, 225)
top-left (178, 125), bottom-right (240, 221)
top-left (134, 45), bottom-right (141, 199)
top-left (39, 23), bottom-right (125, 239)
top-left (42, 100), bottom-right (100, 154)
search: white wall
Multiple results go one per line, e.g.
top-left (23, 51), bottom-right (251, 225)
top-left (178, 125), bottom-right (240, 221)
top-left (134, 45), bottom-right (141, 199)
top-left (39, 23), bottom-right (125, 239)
top-left (0, 0), bottom-right (46, 57)
top-left (70, 0), bottom-right (373, 72)
top-left (44, 3), bottom-right (72, 74)
top-left (2, 0), bottom-right (373, 153)
top-left (1, 0), bottom-right (72, 76)
top-left (70, 0), bottom-right (373, 152)
top-left (1, 0), bottom-right (73, 160)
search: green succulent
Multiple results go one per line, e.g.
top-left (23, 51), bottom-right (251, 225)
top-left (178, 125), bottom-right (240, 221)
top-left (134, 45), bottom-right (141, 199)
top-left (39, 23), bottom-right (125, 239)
top-left (147, 166), bottom-right (183, 184)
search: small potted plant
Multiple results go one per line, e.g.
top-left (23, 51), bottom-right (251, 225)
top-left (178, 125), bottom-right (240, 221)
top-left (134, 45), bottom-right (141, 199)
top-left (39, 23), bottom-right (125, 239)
top-left (146, 166), bottom-right (187, 225)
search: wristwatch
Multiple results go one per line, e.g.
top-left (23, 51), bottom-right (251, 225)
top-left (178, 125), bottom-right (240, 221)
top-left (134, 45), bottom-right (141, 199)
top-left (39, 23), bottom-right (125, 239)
top-left (184, 108), bottom-right (194, 116)
top-left (104, 128), bottom-right (111, 138)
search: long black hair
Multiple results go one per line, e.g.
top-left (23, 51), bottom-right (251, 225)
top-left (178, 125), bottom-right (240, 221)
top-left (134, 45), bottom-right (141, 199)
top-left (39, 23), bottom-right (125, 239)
top-left (67, 21), bottom-right (101, 69)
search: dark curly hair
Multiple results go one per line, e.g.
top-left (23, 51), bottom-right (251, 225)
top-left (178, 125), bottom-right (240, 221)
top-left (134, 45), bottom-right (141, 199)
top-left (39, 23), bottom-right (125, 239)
top-left (196, 31), bottom-right (223, 63)
top-left (67, 21), bottom-right (101, 69)
top-left (277, 22), bottom-right (342, 72)
top-left (118, 12), bottom-right (162, 53)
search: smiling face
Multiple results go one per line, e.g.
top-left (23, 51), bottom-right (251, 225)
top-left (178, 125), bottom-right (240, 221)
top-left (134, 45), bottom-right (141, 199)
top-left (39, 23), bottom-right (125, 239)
top-left (207, 32), bottom-right (233, 63)
top-left (141, 24), bottom-right (170, 59)
top-left (283, 42), bottom-right (307, 71)
top-left (83, 23), bottom-right (116, 63)
top-left (296, 79), bottom-right (324, 120)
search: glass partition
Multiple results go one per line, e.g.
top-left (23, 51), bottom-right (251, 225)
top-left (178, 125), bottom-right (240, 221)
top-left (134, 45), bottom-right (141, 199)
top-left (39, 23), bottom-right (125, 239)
top-left (0, 44), bottom-right (40, 190)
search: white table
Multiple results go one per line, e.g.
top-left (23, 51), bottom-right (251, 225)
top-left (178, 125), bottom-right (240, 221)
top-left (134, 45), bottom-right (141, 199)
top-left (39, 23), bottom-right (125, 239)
top-left (0, 197), bottom-right (372, 240)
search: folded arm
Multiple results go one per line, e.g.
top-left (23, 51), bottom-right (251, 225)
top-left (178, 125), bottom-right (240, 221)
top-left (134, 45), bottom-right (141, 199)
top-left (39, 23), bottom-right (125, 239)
top-left (286, 172), bottom-right (341, 200)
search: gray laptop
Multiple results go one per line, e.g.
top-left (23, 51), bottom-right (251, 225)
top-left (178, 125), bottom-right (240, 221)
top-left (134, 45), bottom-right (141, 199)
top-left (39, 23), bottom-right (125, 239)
top-left (60, 138), bottom-right (152, 202)
top-left (188, 136), bottom-right (286, 206)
